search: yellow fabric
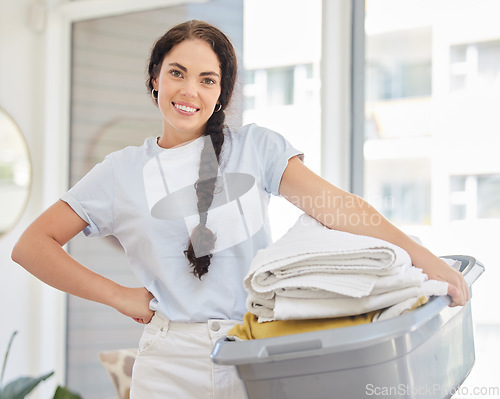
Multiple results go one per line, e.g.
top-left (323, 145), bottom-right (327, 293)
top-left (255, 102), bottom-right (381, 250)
top-left (229, 296), bottom-right (430, 341)
top-left (409, 295), bottom-right (428, 311)
top-left (228, 311), bottom-right (381, 340)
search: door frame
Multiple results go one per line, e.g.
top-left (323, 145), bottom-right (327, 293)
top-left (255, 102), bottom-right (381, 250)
top-left (42, 0), bottom-right (206, 387)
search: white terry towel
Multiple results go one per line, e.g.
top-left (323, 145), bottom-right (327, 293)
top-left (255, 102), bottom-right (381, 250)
top-left (270, 280), bottom-right (448, 321)
top-left (246, 274), bottom-right (448, 322)
top-left (245, 213), bottom-right (413, 300)
top-left (245, 214), bottom-right (449, 322)
top-left (273, 265), bottom-right (429, 299)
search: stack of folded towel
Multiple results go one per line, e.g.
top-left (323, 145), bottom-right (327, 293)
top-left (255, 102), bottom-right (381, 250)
top-left (244, 213), bottom-right (449, 323)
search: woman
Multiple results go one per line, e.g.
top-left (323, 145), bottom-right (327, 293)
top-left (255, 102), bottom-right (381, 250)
top-left (11, 20), bottom-right (469, 398)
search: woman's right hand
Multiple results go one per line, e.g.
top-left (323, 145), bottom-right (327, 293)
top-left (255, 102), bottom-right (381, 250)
top-left (114, 286), bottom-right (155, 324)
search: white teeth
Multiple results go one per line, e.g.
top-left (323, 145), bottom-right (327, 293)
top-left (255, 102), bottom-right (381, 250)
top-left (175, 103), bottom-right (197, 113)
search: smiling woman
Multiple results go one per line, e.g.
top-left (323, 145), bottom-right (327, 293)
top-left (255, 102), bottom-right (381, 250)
top-left (0, 108), bottom-right (31, 237)
top-left (10, 11), bottom-right (469, 399)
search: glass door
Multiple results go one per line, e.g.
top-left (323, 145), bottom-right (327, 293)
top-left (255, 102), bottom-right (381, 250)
top-left (67, 1), bottom-right (243, 396)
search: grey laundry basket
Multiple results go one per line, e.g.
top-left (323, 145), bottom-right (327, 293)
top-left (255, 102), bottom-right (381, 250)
top-left (211, 255), bottom-right (484, 399)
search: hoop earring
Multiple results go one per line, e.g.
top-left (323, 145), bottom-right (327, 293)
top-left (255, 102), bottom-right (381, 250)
top-left (151, 89), bottom-right (158, 102)
top-left (214, 103), bottom-right (222, 113)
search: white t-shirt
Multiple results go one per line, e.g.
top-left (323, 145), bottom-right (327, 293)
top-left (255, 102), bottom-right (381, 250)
top-left (61, 123), bottom-right (303, 322)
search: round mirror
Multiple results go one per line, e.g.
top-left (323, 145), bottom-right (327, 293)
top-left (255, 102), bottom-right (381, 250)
top-left (0, 108), bottom-right (31, 236)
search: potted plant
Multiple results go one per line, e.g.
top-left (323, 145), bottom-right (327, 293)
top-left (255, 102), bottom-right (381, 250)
top-left (0, 331), bottom-right (82, 399)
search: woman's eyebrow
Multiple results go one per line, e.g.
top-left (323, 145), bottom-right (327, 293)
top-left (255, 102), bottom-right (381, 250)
top-left (168, 62), bottom-right (220, 78)
top-left (200, 71), bottom-right (220, 78)
top-left (168, 62), bottom-right (187, 72)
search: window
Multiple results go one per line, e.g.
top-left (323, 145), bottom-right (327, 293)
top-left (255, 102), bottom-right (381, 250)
top-left (267, 66), bottom-right (294, 106)
top-left (362, 0), bottom-right (500, 392)
top-left (243, 0), bottom-right (322, 239)
top-left (243, 64), bottom-right (316, 110)
top-left (365, 27), bottom-right (432, 102)
top-left (450, 174), bottom-right (500, 220)
top-left (450, 40), bottom-right (500, 91)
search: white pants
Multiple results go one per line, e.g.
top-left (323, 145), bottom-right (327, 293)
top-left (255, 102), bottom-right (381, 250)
top-left (130, 313), bottom-right (248, 399)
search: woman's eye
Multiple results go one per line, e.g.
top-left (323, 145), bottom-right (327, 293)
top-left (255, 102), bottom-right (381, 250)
top-left (202, 77), bottom-right (216, 85)
top-left (170, 69), bottom-right (182, 78)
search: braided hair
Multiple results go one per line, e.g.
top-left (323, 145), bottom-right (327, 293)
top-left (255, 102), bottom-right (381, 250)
top-left (146, 20), bottom-right (238, 279)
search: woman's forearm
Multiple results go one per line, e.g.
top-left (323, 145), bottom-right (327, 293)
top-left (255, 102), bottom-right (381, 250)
top-left (11, 200), bottom-right (124, 309)
top-left (281, 157), bottom-right (437, 268)
top-left (313, 192), bottom-right (441, 273)
top-left (11, 200), bottom-right (155, 323)
top-left (280, 157), bottom-right (469, 306)
top-left (12, 231), bottom-right (123, 309)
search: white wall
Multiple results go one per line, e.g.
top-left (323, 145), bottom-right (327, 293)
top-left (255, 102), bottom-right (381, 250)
top-left (0, 0), bottom-right (66, 397)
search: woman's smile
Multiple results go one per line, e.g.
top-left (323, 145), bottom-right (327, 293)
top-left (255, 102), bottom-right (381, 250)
top-left (172, 101), bottom-right (200, 115)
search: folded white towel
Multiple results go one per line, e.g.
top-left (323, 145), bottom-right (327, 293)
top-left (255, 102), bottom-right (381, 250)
top-left (246, 294), bottom-right (275, 320)
top-left (245, 214), bottom-right (449, 322)
top-left (245, 214), bottom-right (412, 299)
top-left (263, 280), bottom-right (448, 321)
top-left (373, 296), bottom-right (427, 322)
top-left (271, 264), bottom-right (427, 299)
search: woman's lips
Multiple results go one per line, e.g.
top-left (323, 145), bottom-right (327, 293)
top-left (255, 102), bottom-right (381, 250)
top-left (172, 102), bottom-right (200, 114)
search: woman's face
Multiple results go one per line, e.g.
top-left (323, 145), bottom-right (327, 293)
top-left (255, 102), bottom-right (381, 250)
top-left (153, 39), bottom-right (222, 148)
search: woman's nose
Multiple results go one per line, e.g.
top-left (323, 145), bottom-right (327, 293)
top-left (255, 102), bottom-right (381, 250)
top-left (180, 79), bottom-right (198, 97)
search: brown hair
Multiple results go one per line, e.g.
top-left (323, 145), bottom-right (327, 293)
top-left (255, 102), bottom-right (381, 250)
top-left (146, 20), bottom-right (238, 279)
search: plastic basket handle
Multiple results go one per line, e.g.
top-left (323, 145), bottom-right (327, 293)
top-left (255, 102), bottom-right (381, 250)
top-left (258, 338), bottom-right (323, 360)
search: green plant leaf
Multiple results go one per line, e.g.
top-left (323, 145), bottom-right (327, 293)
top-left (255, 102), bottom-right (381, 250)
top-left (1, 331), bottom-right (18, 389)
top-left (0, 371), bottom-right (54, 399)
top-left (53, 386), bottom-right (82, 399)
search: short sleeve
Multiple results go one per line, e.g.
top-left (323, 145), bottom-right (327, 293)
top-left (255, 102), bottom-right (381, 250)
top-left (60, 156), bottom-right (115, 237)
top-left (246, 124), bottom-right (304, 196)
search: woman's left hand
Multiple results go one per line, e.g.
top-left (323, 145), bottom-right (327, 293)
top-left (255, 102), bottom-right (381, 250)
top-left (423, 259), bottom-right (470, 307)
